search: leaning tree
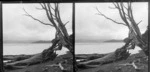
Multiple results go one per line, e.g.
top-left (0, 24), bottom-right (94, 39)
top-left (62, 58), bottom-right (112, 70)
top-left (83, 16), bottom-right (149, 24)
top-left (96, 2), bottom-right (148, 56)
top-left (76, 2), bottom-right (148, 69)
top-left (5, 3), bottom-right (73, 69)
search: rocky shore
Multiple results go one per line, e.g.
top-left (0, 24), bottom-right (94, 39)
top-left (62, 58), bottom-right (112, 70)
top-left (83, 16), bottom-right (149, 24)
top-left (3, 51), bottom-right (73, 72)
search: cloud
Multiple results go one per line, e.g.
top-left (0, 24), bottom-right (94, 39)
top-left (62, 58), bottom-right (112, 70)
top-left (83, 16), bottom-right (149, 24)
top-left (75, 3), bottom-right (148, 41)
top-left (3, 3), bottom-right (148, 42)
top-left (3, 3), bottom-right (72, 42)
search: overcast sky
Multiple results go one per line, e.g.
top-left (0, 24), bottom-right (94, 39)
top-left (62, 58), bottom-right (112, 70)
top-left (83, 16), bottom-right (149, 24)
top-left (3, 3), bottom-right (148, 42)
top-left (3, 3), bottom-right (72, 42)
top-left (75, 2), bottom-right (148, 41)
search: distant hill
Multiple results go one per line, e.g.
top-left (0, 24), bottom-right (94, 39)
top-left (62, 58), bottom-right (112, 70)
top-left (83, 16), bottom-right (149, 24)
top-left (33, 40), bottom-right (52, 43)
top-left (3, 40), bottom-right (52, 43)
top-left (75, 39), bottom-right (123, 43)
top-left (75, 39), bottom-right (104, 43)
top-left (103, 39), bottom-right (123, 42)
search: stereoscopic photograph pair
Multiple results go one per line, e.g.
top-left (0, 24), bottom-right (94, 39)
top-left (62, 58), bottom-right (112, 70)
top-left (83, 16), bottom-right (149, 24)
top-left (1, 0), bottom-right (149, 72)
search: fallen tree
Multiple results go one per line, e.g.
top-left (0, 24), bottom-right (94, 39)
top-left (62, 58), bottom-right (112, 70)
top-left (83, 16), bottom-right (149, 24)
top-left (76, 53), bottom-right (107, 60)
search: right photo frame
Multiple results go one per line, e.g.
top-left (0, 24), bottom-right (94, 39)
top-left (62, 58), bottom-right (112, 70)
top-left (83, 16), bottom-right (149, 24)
top-left (75, 2), bottom-right (148, 72)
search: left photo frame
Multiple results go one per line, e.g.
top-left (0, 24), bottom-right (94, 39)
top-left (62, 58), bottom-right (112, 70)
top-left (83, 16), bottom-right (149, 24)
top-left (2, 2), bottom-right (74, 72)
top-left (0, 1), bottom-right (3, 72)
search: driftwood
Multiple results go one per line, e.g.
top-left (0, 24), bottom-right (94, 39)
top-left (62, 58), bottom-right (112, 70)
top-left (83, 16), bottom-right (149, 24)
top-left (5, 53), bottom-right (43, 66)
top-left (76, 54), bottom-right (107, 60)
top-left (4, 53), bottom-right (57, 70)
top-left (3, 55), bottom-right (33, 61)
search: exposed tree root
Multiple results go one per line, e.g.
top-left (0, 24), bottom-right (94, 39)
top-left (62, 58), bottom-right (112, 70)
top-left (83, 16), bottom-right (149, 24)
top-left (5, 53), bottom-right (43, 66)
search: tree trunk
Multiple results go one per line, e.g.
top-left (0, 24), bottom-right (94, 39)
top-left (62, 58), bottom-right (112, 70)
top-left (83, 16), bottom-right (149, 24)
top-left (124, 28), bottom-right (149, 56)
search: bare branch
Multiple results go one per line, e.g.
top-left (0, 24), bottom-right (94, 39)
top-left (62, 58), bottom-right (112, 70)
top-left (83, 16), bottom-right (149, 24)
top-left (64, 21), bottom-right (69, 26)
top-left (116, 3), bottom-right (126, 23)
top-left (35, 7), bottom-right (44, 10)
top-left (23, 8), bottom-right (54, 27)
top-left (122, 3), bottom-right (128, 10)
top-left (116, 3), bottom-right (130, 27)
top-left (47, 4), bottom-right (56, 18)
top-left (42, 3), bottom-right (57, 27)
top-left (40, 3), bottom-right (45, 9)
top-left (49, 4), bottom-right (55, 11)
top-left (137, 20), bottom-right (142, 25)
top-left (96, 7), bottom-right (127, 26)
top-left (113, 2), bottom-right (118, 8)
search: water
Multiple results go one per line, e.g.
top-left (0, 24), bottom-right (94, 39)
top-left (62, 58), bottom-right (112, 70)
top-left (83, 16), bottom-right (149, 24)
top-left (3, 42), bottom-right (141, 56)
top-left (75, 42), bottom-right (141, 54)
top-left (3, 43), bottom-right (69, 56)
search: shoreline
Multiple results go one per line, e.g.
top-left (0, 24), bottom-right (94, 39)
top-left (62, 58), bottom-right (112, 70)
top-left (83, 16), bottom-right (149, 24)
top-left (4, 51), bottom-right (73, 72)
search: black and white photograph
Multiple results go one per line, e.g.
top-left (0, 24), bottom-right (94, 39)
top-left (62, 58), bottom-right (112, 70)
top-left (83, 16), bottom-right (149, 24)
top-left (75, 2), bottom-right (148, 72)
top-left (0, 1), bottom-right (149, 72)
top-left (3, 3), bottom-right (73, 72)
